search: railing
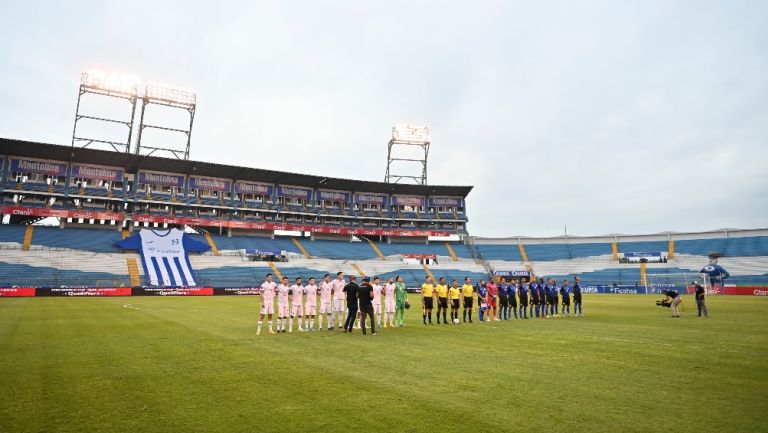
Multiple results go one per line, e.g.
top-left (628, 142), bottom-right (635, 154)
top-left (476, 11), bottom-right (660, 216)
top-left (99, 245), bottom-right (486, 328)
top-left (465, 237), bottom-right (493, 276)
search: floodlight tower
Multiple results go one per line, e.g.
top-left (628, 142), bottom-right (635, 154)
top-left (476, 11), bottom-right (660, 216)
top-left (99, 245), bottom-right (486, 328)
top-left (135, 82), bottom-right (197, 160)
top-left (71, 70), bottom-right (138, 152)
top-left (384, 124), bottom-right (430, 185)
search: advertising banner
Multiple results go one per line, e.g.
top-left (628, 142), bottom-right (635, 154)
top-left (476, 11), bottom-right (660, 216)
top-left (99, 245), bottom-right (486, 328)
top-left (354, 193), bottom-right (388, 206)
top-left (316, 190), bottom-right (350, 203)
top-left (402, 253), bottom-right (436, 259)
top-left (276, 185), bottom-right (312, 200)
top-left (133, 287), bottom-right (214, 296)
top-left (428, 197), bottom-right (462, 207)
top-left (137, 171), bottom-right (185, 187)
top-left (245, 249), bottom-right (282, 256)
top-left (213, 287), bottom-right (262, 296)
top-left (0, 206), bottom-right (125, 221)
top-left (235, 181), bottom-right (273, 196)
top-left (71, 164), bottom-right (124, 182)
top-left (494, 271), bottom-right (531, 277)
top-left (189, 176), bottom-right (231, 192)
top-left (10, 158), bottom-right (67, 176)
top-left (36, 288), bottom-right (132, 297)
top-left (624, 252), bottom-right (662, 258)
top-left (0, 288), bottom-right (36, 297)
top-left (391, 195), bottom-right (425, 207)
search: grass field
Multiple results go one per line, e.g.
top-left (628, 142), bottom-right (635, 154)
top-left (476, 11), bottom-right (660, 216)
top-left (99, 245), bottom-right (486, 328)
top-left (1, 295), bottom-right (766, 433)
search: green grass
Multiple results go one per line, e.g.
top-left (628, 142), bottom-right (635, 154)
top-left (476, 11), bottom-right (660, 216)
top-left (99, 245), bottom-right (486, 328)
top-left (1, 295), bottom-right (766, 433)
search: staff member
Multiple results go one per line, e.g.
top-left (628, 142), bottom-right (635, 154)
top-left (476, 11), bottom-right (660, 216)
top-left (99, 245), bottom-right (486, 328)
top-left (693, 281), bottom-right (708, 318)
top-left (662, 289), bottom-right (682, 318)
top-left (343, 276), bottom-right (360, 332)
top-left (357, 277), bottom-right (377, 335)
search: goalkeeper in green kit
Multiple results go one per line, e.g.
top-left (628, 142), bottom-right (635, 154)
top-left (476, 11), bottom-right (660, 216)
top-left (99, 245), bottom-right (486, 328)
top-left (394, 275), bottom-right (409, 327)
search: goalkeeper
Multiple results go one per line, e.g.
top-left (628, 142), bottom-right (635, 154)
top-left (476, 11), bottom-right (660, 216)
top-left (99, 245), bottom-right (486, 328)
top-left (394, 276), bottom-right (408, 327)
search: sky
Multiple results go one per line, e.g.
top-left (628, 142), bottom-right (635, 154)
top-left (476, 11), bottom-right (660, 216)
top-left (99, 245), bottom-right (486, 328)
top-left (1, 0), bottom-right (766, 237)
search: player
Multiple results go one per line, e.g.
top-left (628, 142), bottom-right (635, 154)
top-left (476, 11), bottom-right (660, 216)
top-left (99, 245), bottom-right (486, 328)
top-left (319, 274), bottom-right (334, 329)
top-left (304, 277), bottom-right (318, 331)
top-left (518, 278), bottom-right (529, 319)
top-left (332, 272), bottom-right (347, 330)
top-left (289, 277), bottom-right (305, 332)
top-left (421, 275), bottom-right (436, 325)
top-left (537, 277), bottom-right (547, 318)
top-left (560, 279), bottom-right (571, 317)
top-left (549, 278), bottom-right (559, 317)
top-left (476, 279), bottom-right (488, 322)
top-left (529, 277), bottom-right (540, 318)
top-left (498, 278), bottom-right (510, 320)
top-left (436, 277), bottom-right (449, 324)
top-left (461, 277), bottom-right (474, 323)
top-left (395, 276), bottom-right (408, 327)
top-left (509, 278), bottom-right (518, 319)
top-left (383, 277), bottom-right (396, 327)
top-left (486, 277), bottom-right (498, 321)
top-left (276, 277), bottom-right (291, 333)
top-left (257, 273), bottom-right (277, 335)
top-left (372, 276), bottom-right (383, 327)
top-left (573, 275), bottom-right (583, 317)
top-left (448, 280), bottom-right (461, 323)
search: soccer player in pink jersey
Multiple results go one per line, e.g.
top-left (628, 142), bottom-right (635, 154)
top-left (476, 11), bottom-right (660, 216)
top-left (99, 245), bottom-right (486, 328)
top-left (372, 276), bottom-right (383, 327)
top-left (276, 277), bottom-right (291, 333)
top-left (319, 274), bottom-right (334, 330)
top-left (383, 277), bottom-right (396, 328)
top-left (304, 277), bottom-right (318, 331)
top-left (289, 277), bottom-right (305, 332)
top-left (257, 273), bottom-right (277, 335)
top-left (331, 271), bottom-right (346, 330)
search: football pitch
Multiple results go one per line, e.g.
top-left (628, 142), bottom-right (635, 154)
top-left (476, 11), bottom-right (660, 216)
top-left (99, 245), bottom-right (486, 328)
top-left (1, 295), bottom-right (766, 433)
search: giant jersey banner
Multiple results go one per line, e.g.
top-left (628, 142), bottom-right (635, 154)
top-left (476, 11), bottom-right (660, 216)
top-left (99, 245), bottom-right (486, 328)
top-left (115, 228), bottom-right (210, 287)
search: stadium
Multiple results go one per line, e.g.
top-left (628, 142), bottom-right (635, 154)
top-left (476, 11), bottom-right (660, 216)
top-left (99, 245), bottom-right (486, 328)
top-left (2, 3), bottom-right (768, 433)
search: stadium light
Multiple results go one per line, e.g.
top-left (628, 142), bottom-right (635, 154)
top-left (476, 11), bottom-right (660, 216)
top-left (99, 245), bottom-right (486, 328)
top-left (391, 124), bottom-right (430, 145)
top-left (145, 82), bottom-right (197, 106)
top-left (80, 70), bottom-right (138, 97)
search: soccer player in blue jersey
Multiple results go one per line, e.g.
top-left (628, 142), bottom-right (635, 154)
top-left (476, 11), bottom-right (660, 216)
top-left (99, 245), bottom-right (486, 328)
top-left (529, 278), bottom-right (540, 318)
top-left (518, 279), bottom-right (529, 319)
top-left (573, 276), bottom-right (583, 317)
top-left (476, 280), bottom-right (489, 322)
top-left (537, 277), bottom-right (547, 318)
top-left (509, 279), bottom-right (519, 319)
top-left (549, 279), bottom-right (560, 317)
top-left (498, 278), bottom-right (510, 320)
top-left (560, 280), bottom-right (571, 316)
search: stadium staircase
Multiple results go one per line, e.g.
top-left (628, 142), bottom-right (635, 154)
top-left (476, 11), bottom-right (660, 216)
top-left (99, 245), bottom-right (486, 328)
top-left (291, 238), bottom-right (311, 258)
top-left (444, 242), bottom-right (459, 261)
top-left (465, 237), bottom-right (494, 276)
top-left (126, 258), bottom-right (142, 286)
top-left (22, 225), bottom-right (34, 251)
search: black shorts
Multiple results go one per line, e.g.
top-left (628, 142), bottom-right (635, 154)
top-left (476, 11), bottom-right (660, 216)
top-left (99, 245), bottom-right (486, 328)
top-left (499, 296), bottom-right (509, 308)
top-left (510, 297), bottom-right (517, 308)
top-left (531, 296), bottom-right (540, 305)
top-left (519, 296), bottom-right (529, 307)
top-left (451, 299), bottom-right (460, 309)
top-left (463, 297), bottom-right (473, 308)
top-left (423, 297), bottom-right (434, 309)
top-left (438, 298), bottom-right (448, 309)
top-left (574, 296), bottom-right (582, 304)
top-left (562, 299), bottom-right (570, 306)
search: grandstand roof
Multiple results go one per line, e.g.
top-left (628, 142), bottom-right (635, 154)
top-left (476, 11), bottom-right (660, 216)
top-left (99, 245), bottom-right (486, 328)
top-left (0, 138), bottom-right (473, 197)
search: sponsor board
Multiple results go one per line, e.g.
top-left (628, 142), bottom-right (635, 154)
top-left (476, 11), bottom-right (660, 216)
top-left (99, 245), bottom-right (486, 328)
top-left (392, 195), bottom-right (425, 207)
top-left (189, 176), bottom-right (231, 192)
top-left (137, 171), bottom-right (185, 187)
top-left (133, 287), bottom-right (214, 296)
top-left (427, 197), bottom-right (462, 208)
top-left (276, 185), bottom-right (313, 200)
top-left (10, 158), bottom-right (67, 176)
top-left (494, 271), bottom-right (530, 277)
top-left (37, 288), bottom-right (132, 297)
top-left (213, 287), bottom-right (262, 296)
top-left (71, 164), bottom-right (124, 182)
top-left (0, 288), bottom-right (36, 297)
top-left (0, 206), bottom-right (125, 221)
top-left (235, 181), bottom-right (273, 196)
top-left (316, 190), bottom-right (350, 203)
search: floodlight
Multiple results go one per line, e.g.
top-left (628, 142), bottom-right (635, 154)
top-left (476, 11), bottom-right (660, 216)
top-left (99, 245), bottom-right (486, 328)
top-left (145, 82), bottom-right (196, 106)
top-left (392, 124), bottom-right (430, 145)
top-left (80, 70), bottom-right (138, 96)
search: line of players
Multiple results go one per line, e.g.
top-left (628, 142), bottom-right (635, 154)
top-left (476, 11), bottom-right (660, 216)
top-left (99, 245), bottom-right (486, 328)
top-left (256, 272), bottom-right (406, 335)
top-left (420, 275), bottom-right (584, 325)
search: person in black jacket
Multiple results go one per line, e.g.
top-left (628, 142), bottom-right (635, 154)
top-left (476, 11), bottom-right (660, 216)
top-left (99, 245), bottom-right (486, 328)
top-left (343, 276), bottom-right (359, 332)
top-left (357, 277), bottom-right (377, 335)
top-left (693, 281), bottom-right (708, 318)
top-left (573, 276), bottom-right (583, 317)
top-left (663, 290), bottom-right (682, 318)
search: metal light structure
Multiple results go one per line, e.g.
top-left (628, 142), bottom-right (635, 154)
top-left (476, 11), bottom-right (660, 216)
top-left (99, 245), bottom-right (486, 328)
top-left (71, 70), bottom-right (139, 152)
top-left (385, 124), bottom-right (430, 185)
top-left (135, 82), bottom-right (197, 160)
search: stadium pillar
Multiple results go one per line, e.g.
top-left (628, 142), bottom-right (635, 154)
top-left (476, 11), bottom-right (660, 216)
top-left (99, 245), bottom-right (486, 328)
top-left (640, 262), bottom-right (647, 286)
top-left (612, 239), bottom-right (619, 261)
top-left (668, 239), bottom-right (675, 259)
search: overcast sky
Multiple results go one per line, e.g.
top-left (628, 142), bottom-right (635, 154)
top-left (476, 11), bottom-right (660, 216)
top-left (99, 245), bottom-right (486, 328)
top-left (1, 1), bottom-right (766, 237)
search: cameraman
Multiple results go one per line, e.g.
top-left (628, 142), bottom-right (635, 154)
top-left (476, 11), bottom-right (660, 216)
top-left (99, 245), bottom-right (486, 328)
top-left (662, 290), bottom-right (682, 318)
top-left (693, 281), bottom-right (708, 318)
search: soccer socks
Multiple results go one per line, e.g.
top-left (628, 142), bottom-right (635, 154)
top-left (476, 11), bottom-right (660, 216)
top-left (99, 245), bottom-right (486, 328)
top-left (462, 310), bottom-right (467, 322)
top-left (428, 312), bottom-right (432, 324)
top-left (443, 310), bottom-right (447, 324)
top-left (423, 313), bottom-right (427, 324)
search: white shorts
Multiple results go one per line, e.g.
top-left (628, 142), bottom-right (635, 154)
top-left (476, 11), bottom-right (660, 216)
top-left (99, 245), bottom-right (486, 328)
top-left (320, 301), bottom-right (333, 314)
top-left (373, 302), bottom-right (381, 314)
top-left (260, 301), bottom-right (274, 315)
top-left (291, 304), bottom-right (303, 317)
top-left (304, 303), bottom-right (316, 316)
top-left (277, 304), bottom-right (289, 317)
top-left (385, 301), bottom-right (395, 314)
top-left (333, 298), bottom-right (346, 313)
